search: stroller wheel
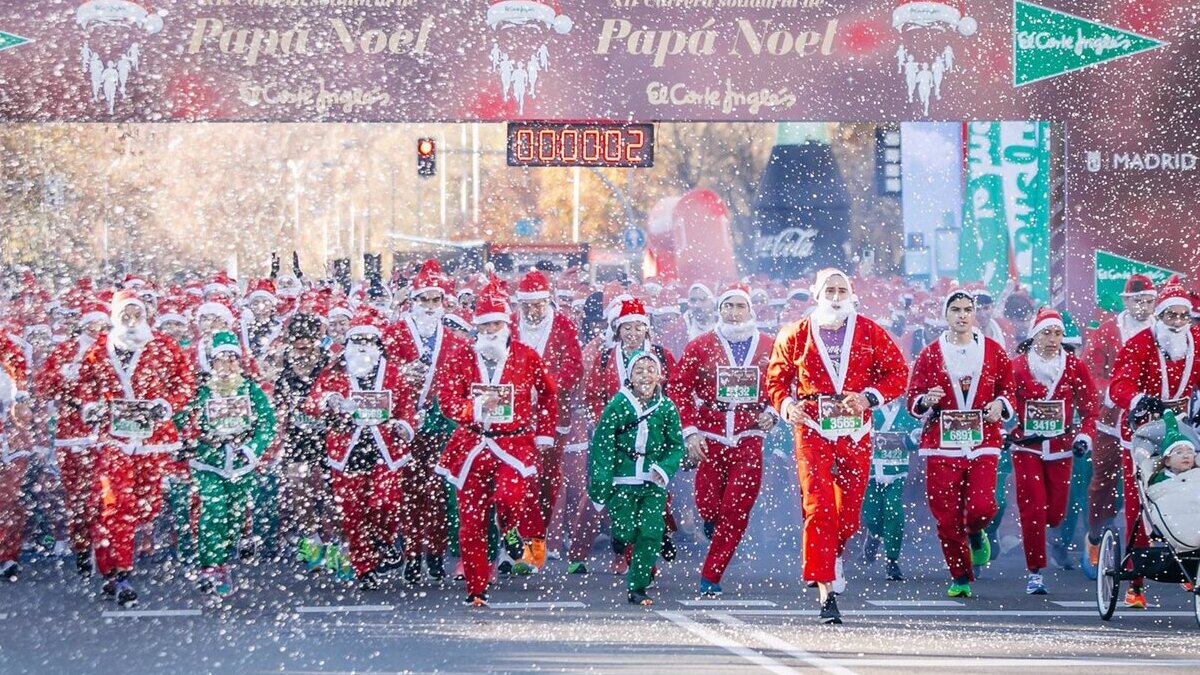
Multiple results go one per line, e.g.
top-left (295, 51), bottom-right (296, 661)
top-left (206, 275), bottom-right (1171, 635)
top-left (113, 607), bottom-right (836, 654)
top-left (1096, 529), bottom-right (1120, 621)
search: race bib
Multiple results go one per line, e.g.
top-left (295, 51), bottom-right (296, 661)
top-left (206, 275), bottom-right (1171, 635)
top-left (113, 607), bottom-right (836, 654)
top-left (350, 391), bottom-right (392, 426)
top-left (716, 366), bottom-right (760, 404)
top-left (1023, 400), bottom-right (1066, 438)
top-left (940, 410), bottom-right (984, 448)
top-left (206, 395), bottom-right (251, 437)
top-left (819, 395), bottom-right (866, 437)
top-left (109, 399), bottom-right (154, 440)
top-left (471, 384), bottom-right (515, 424)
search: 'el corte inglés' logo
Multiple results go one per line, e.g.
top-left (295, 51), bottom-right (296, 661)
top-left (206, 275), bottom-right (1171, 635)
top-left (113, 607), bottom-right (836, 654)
top-left (1013, 0), bottom-right (1166, 87)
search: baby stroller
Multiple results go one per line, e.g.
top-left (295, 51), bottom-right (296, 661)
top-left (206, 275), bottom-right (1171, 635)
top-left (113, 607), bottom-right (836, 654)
top-left (1095, 418), bottom-right (1200, 625)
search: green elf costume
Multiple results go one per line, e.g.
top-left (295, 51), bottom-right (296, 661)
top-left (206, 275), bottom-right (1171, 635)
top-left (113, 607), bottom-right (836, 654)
top-left (588, 350), bottom-right (685, 605)
top-left (174, 332), bottom-right (276, 596)
top-left (860, 397), bottom-right (920, 581)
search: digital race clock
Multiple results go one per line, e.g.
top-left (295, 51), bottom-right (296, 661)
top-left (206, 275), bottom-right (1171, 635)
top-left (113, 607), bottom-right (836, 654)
top-left (506, 122), bottom-right (655, 168)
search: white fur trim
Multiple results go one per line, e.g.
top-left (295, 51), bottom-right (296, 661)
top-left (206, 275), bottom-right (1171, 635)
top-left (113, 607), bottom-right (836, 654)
top-left (153, 312), bottom-right (186, 328)
top-left (196, 302), bottom-right (234, 324)
top-left (393, 419), bottom-right (415, 443)
top-left (328, 307), bottom-right (353, 319)
top-left (649, 463), bottom-right (670, 487)
top-left (346, 325), bottom-right (382, 339)
top-left (246, 290), bottom-right (278, 304)
top-left (81, 311), bottom-right (110, 327)
top-left (1156, 296), bottom-right (1191, 317)
top-left (535, 435), bottom-right (554, 448)
top-left (517, 290), bottom-right (551, 302)
top-left (718, 288), bottom-right (752, 307)
top-left (472, 312), bottom-right (510, 325)
top-left (1031, 317), bottom-right (1064, 337)
top-left (151, 398), bottom-right (172, 420)
top-left (613, 313), bottom-right (650, 328)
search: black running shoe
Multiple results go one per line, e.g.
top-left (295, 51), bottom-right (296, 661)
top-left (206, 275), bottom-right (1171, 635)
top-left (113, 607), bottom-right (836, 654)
top-left (359, 571), bottom-right (380, 591)
top-left (819, 596), bottom-right (842, 624)
top-left (377, 547), bottom-right (405, 575)
top-left (628, 590), bottom-right (654, 606)
top-left (0, 562), bottom-right (19, 582)
top-left (101, 576), bottom-right (117, 600)
top-left (117, 584), bottom-right (139, 609)
top-left (76, 552), bottom-right (93, 577)
top-left (426, 554), bottom-right (446, 581)
top-left (885, 560), bottom-right (905, 582)
top-left (703, 520), bottom-right (716, 540)
top-left (402, 558), bottom-right (422, 586)
top-left (659, 534), bottom-right (677, 562)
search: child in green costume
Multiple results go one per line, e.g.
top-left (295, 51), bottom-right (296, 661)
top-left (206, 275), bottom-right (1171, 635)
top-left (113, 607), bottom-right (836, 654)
top-left (588, 350), bottom-right (685, 606)
top-left (860, 399), bottom-right (919, 581)
top-left (174, 332), bottom-right (276, 596)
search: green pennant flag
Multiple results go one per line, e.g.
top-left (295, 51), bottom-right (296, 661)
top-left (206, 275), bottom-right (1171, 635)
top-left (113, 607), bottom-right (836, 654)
top-left (1094, 250), bottom-right (1179, 314)
top-left (0, 31), bottom-right (32, 53)
top-left (1013, 0), bottom-right (1167, 87)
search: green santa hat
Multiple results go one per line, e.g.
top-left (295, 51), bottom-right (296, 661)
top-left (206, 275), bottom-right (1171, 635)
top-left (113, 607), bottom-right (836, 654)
top-left (210, 331), bottom-right (243, 359)
top-left (623, 349), bottom-right (663, 389)
top-left (1160, 411), bottom-right (1194, 457)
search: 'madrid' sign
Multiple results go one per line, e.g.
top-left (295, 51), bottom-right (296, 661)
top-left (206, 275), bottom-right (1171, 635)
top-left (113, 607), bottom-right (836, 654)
top-left (1012, 0), bottom-right (1166, 86)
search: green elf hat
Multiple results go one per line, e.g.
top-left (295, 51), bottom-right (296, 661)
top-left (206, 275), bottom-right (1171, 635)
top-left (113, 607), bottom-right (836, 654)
top-left (211, 331), bottom-right (243, 359)
top-left (1060, 309), bottom-right (1082, 346)
top-left (624, 349), bottom-right (663, 388)
top-left (1160, 411), bottom-right (1194, 457)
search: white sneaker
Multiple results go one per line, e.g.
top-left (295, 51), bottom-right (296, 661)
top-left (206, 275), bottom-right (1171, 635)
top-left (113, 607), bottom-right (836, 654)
top-left (832, 556), bottom-right (847, 595)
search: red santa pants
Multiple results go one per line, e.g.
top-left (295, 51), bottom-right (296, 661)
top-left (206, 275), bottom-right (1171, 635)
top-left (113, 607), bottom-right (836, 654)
top-left (58, 446), bottom-right (99, 555)
top-left (925, 454), bottom-right (999, 581)
top-left (695, 436), bottom-right (763, 584)
top-left (332, 465), bottom-right (405, 577)
top-left (1012, 452), bottom-right (1073, 571)
top-left (456, 450), bottom-right (538, 596)
top-left (399, 431), bottom-right (450, 558)
top-left (91, 445), bottom-right (166, 575)
top-left (795, 428), bottom-right (871, 582)
top-left (532, 436), bottom-right (566, 540)
top-left (1087, 432), bottom-right (1123, 530)
top-left (0, 457), bottom-right (29, 563)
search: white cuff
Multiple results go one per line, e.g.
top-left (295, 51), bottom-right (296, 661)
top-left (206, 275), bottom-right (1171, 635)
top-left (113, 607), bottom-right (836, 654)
top-left (1074, 433), bottom-right (1092, 451)
top-left (152, 398), bottom-right (173, 420)
top-left (682, 426), bottom-right (701, 439)
top-left (393, 419), bottom-right (415, 443)
top-left (996, 396), bottom-right (1015, 421)
top-left (591, 500), bottom-right (606, 513)
top-left (1129, 393), bottom-right (1144, 412)
top-left (649, 463), bottom-right (670, 488)
top-left (535, 435), bottom-right (554, 448)
top-left (780, 397), bottom-right (798, 420)
top-left (862, 388), bottom-right (885, 408)
top-left (80, 401), bottom-right (104, 423)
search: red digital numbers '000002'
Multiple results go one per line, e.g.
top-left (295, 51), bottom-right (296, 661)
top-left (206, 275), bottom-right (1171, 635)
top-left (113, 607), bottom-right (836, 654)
top-left (508, 124), bottom-right (652, 167)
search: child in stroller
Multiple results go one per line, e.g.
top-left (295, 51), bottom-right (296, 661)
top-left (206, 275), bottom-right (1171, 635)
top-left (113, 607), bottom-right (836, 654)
top-left (1134, 412), bottom-right (1200, 554)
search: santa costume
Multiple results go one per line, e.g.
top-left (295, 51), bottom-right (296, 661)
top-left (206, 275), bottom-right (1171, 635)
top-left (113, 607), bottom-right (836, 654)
top-left (1107, 280), bottom-right (1200, 608)
top-left (76, 290), bottom-right (195, 607)
top-left (383, 259), bottom-right (474, 583)
top-left (668, 283), bottom-right (776, 595)
top-left (1080, 273), bottom-right (1155, 571)
top-left (1008, 308), bottom-right (1100, 594)
top-left (306, 308), bottom-right (417, 589)
top-left (765, 269), bottom-right (908, 621)
top-left (434, 288), bottom-right (557, 606)
top-left (0, 330), bottom-right (31, 581)
top-left (906, 290), bottom-right (1014, 597)
top-left (514, 269), bottom-right (584, 572)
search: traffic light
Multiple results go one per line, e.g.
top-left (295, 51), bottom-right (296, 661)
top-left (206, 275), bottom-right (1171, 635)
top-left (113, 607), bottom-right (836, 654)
top-left (417, 137), bottom-right (436, 178)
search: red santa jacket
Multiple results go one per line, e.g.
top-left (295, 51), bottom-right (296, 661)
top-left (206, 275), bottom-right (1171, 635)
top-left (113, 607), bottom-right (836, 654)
top-left (517, 310), bottom-right (584, 435)
top-left (1010, 350), bottom-right (1100, 460)
top-left (583, 342), bottom-right (678, 422)
top-left (76, 332), bottom-right (195, 454)
top-left (384, 316), bottom-right (474, 418)
top-left (905, 332), bottom-right (1015, 458)
top-left (435, 340), bottom-right (557, 489)
top-left (1108, 325), bottom-right (1200, 445)
top-left (766, 313), bottom-right (909, 443)
top-left (304, 355), bottom-right (417, 472)
top-left (1, 333), bottom-right (33, 463)
top-left (34, 336), bottom-right (97, 450)
top-left (1082, 312), bottom-right (1149, 437)
top-left (669, 329), bottom-right (775, 446)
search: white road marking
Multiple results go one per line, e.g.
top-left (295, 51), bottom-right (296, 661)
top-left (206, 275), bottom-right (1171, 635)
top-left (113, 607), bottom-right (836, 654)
top-left (866, 600), bottom-right (963, 607)
top-left (813, 657), bottom-right (1200, 668)
top-left (677, 599), bottom-right (778, 607)
top-left (296, 605), bottom-right (394, 614)
top-left (657, 610), bottom-right (802, 675)
top-left (101, 609), bottom-right (202, 618)
top-left (709, 612), bottom-right (860, 675)
top-left (0, 613), bottom-right (8, 620)
top-left (716, 609), bottom-right (1195, 618)
top-left (487, 601), bottom-right (587, 609)
top-left (1051, 601), bottom-right (1097, 608)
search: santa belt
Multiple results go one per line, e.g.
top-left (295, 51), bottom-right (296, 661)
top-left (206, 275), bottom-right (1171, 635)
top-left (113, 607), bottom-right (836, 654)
top-left (696, 398), bottom-right (765, 413)
top-left (466, 425), bottom-right (526, 439)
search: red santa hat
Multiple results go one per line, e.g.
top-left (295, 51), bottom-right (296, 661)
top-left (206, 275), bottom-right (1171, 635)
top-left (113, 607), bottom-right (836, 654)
top-left (643, 277), bottom-right (664, 294)
top-left (487, 0), bottom-right (573, 34)
top-left (110, 289), bottom-right (146, 321)
top-left (196, 299), bottom-right (235, 325)
top-left (244, 278), bottom-right (279, 305)
top-left (444, 311), bottom-right (472, 332)
top-left (892, 0), bottom-right (976, 36)
top-left (204, 271), bottom-right (237, 299)
top-left (613, 298), bottom-right (650, 328)
top-left (517, 270), bottom-right (552, 302)
top-left (718, 282), bottom-right (753, 308)
top-left (154, 295), bottom-right (190, 328)
top-left (651, 286), bottom-right (682, 315)
top-left (76, 0), bottom-right (165, 34)
top-left (1155, 280), bottom-right (1191, 317)
top-left (79, 300), bottom-right (111, 328)
top-left (1121, 273), bottom-right (1157, 298)
top-left (410, 259), bottom-right (449, 299)
top-left (688, 282), bottom-right (714, 301)
top-left (122, 273), bottom-right (150, 290)
top-left (346, 307), bottom-right (389, 341)
top-left (328, 295), bottom-right (353, 321)
top-left (296, 288), bottom-right (332, 320)
top-left (472, 291), bottom-right (513, 325)
top-left (810, 268), bottom-right (854, 299)
top-left (1029, 306), bottom-right (1065, 336)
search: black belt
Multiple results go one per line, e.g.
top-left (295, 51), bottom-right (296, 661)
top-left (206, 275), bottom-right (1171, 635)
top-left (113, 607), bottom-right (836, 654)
top-left (467, 425), bottom-right (526, 439)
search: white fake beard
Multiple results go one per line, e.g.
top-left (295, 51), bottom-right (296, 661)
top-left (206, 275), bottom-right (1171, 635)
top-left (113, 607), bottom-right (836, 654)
top-left (810, 299), bottom-right (853, 328)
top-left (1027, 349), bottom-right (1065, 390)
top-left (110, 321), bottom-right (152, 352)
top-left (411, 307), bottom-right (444, 339)
top-left (1155, 322), bottom-right (1190, 361)
top-left (474, 326), bottom-right (510, 362)
top-left (717, 318), bottom-right (757, 343)
top-left (345, 344), bottom-right (382, 379)
top-left (521, 308), bottom-right (553, 343)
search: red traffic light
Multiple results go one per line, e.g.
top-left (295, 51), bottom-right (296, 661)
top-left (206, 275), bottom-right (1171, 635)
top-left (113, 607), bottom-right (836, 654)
top-left (417, 138), bottom-right (435, 157)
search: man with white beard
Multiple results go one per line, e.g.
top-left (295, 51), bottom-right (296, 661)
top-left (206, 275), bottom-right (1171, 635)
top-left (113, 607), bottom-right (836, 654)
top-left (1080, 274), bottom-right (1156, 577)
top-left (766, 269), bottom-right (909, 624)
top-left (1108, 279), bottom-right (1200, 609)
top-left (435, 285), bottom-right (557, 607)
top-left (383, 259), bottom-right (473, 585)
top-left (1008, 307), bottom-right (1099, 595)
top-left (668, 283), bottom-right (777, 597)
top-left (513, 270), bottom-right (583, 575)
top-left (684, 283), bottom-right (718, 341)
top-left (77, 290), bottom-right (194, 607)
